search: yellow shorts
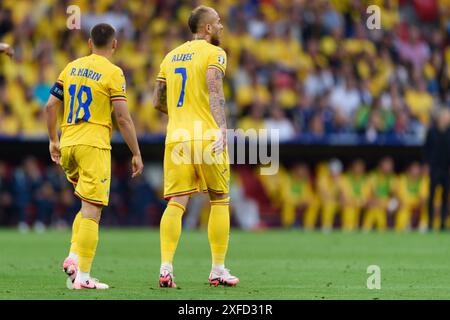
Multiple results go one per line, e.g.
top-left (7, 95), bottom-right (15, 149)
top-left (60, 145), bottom-right (111, 206)
top-left (163, 140), bottom-right (230, 200)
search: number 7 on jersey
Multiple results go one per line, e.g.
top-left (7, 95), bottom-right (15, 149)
top-left (174, 67), bottom-right (187, 107)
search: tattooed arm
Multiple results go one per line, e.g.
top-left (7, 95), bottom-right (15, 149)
top-left (206, 68), bottom-right (227, 152)
top-left (153, 81), bottom-right (168, 114)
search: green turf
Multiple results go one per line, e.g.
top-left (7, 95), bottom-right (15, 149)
top-left (0, 228), bottom-right (449, 299)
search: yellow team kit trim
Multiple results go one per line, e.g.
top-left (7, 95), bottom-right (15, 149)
top-left (74, 191), bottom-right (103, 206)
top-left (207, 64), bottom-right (223, 73)
top-left (168, 202), bottom-right (186, 211)
top-left (164, 188), bottom-right (198, 200)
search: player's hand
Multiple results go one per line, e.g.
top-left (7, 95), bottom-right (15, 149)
top-left (1, 44), bottom-right (14, 58)
top-left (5, 46), bottom-right (14, 58)
top-left (212, 128), bottom-right (227, 155)
top-left (49, 140), bottom-right (61, 165)
top-left (131, 154), bottom-right (144, 178)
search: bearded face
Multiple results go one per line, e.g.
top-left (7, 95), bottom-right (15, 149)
top-left (211, 32), bottom-right (220, 46)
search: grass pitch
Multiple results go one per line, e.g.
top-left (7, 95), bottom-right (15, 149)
top-left (1, 228), bottom-right (450, 300)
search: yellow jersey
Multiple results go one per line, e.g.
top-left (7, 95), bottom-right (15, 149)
top-left (367, 172), bottom-right (396, 199)
top-left (341, 174), bottom-right (370, 204)
top-left (156, 39), bottom-right (227, 144)
top-left (395, 174), bottom-right (428, 200)
top-left (50, 53), bottom-right (127, 150)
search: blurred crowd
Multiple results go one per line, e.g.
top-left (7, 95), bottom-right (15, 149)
top-left (254, 157), bottom-right (450, 232)
top-left (0, 0), bottom-right (449, 141)
top-left (1, 155), bottom-right (448, 232)
top-left (0, 158), bottom-right (166, 231)
top-left (173, 154), bottom-right (449, 233)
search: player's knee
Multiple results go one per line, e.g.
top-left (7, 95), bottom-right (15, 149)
top-left (168, 195), bottom-right (190, 208)
top-left (81, 201), bottom-right (102, 222)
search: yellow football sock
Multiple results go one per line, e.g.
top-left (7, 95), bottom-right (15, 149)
top-left (322, 202), bottom-right (337, 230)
top-left (281, 201), bottom-right (296, 228)
top-left (342, 207), bottom-right (358, 231)
top-left (160, 202), bottom-right (185, 264)
top-left (363, 207), bottom-right (386, 232)
top-left (208, 198), bottom-right (230, 266)
top-left (69, 211), bottom-right (82, 255)
top-left (76, 218), bottom-right (99, 273)
top-left (303, 201), bottom-right (320, 230)
top-left (395, 207), bottom-right (411, 231)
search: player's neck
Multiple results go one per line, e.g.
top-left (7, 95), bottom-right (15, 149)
top-left (91, 49), bottom-right (112, 60)
top-left (192, 33), bottom-right (211, 44)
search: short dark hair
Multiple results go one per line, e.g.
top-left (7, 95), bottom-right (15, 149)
top-left (188, 6), bottom-right (210, 34)
top-left (90, 23), bottom-right (116, 48)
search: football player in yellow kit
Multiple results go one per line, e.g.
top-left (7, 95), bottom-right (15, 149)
top-left (394, 162), bottom-right (428, 231)
top-left (317, 159), bottom-right (344, 232)
top-left (340, 159), bottom-right (370, 232)
top-left (153, 6), bottom-right (239, 288)
top-left (45, 23), bottom-right (143, 290)
top-left (281, 163), bottom-right (320, 230)
top-left (362, 157), bottom-right (396, 232)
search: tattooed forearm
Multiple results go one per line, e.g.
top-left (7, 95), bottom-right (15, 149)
top-left (206, 68), bottom-right (227, 129)
top-left (153, 81), bottom-right (168, 114)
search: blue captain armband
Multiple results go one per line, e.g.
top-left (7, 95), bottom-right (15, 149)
top-left (50, 81), bottom-right (64, 101)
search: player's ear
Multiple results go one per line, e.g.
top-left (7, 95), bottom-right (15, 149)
top-left (112, 39), bottom-right (117, 50)
top-left (88, 38), bottom-right (93, 50)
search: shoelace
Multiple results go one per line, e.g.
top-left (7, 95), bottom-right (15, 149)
top-left (88, 278), bottom-right (101, 284)
top-left (161, 270), bottom-right (175, 279)
top-left (213, 268), bottom-right (233, 279)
